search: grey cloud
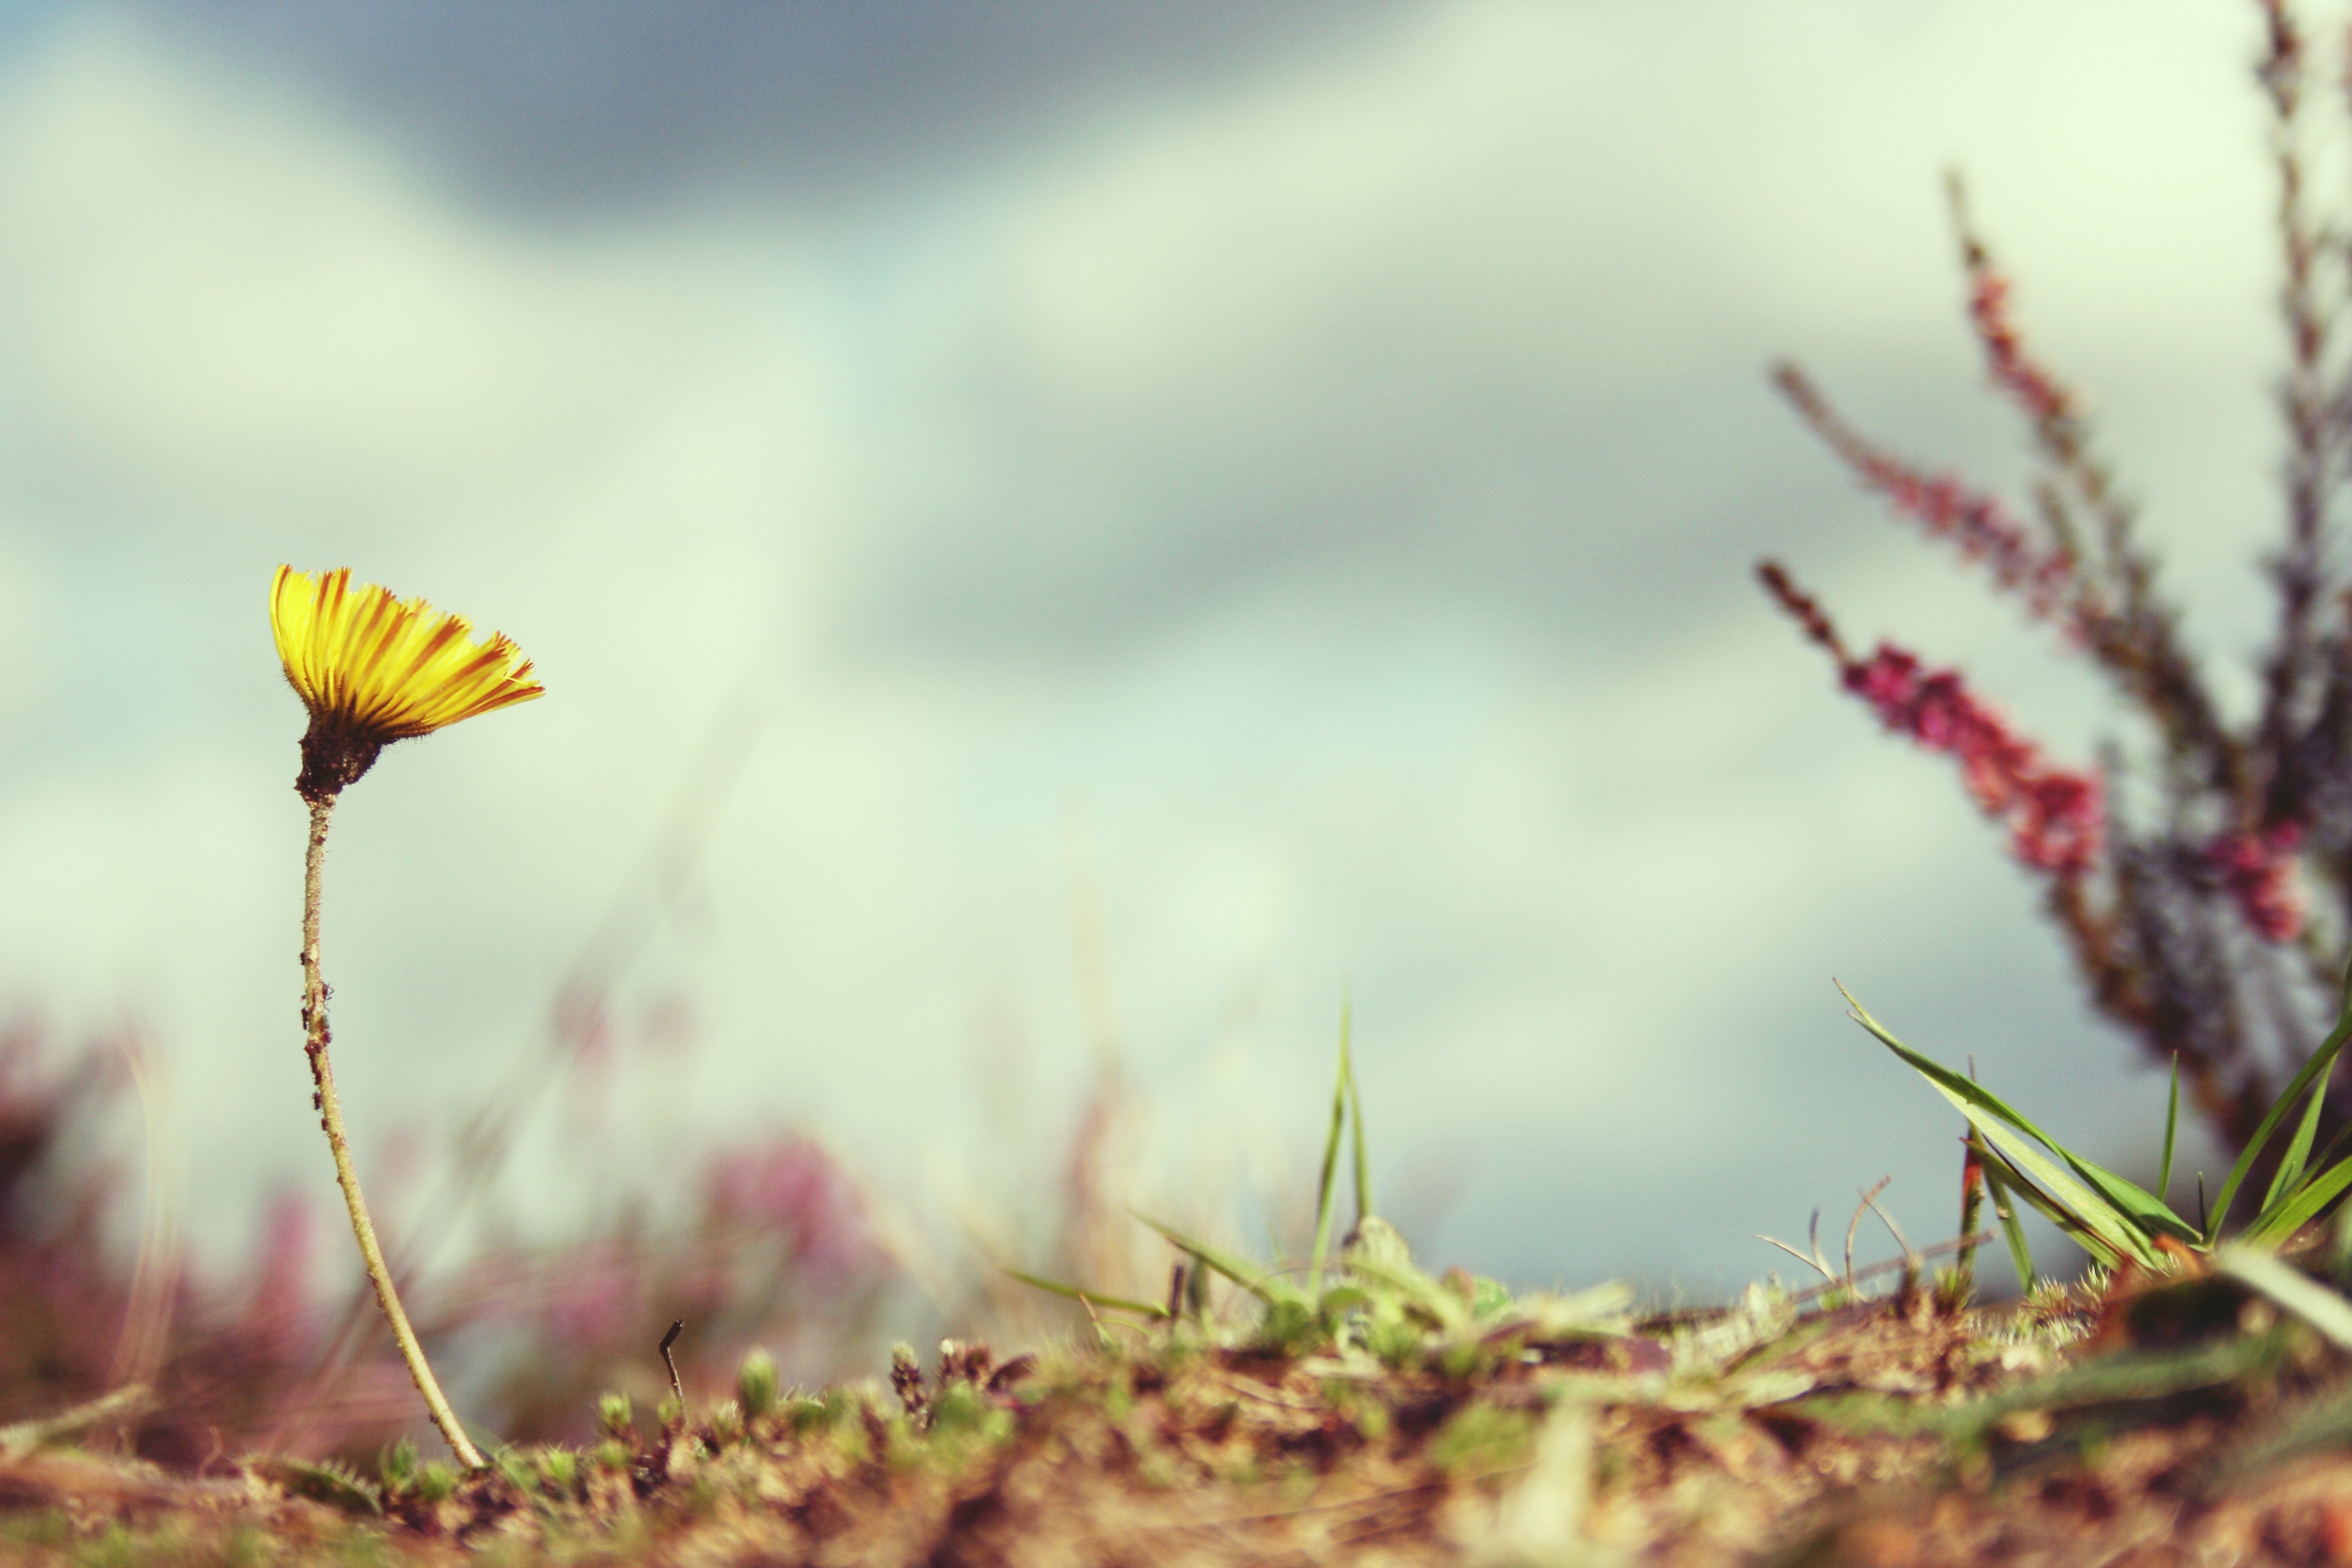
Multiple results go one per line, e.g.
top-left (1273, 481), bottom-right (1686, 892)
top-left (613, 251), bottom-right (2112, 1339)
top-left (110, 0), bottom-right (1418, 217)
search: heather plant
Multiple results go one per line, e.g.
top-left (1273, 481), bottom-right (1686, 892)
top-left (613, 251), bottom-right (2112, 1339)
top-left (1763, 0), bottom-right (2352, 1166)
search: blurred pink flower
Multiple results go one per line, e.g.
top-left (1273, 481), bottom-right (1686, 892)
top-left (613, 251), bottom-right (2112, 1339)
top-left (704, 1135), bottom-right (879, 1287)
top-left (1967, 265), bottom-right (2074, 428)
top-left (242, 1193), bottom-right (315, 1364)
top-left (540, 1239), bottom-right (641, 1350)
top-left (1774, 366), bottom-right (2075, 625)
top-left (1840, 642), bottom-right (2104, 880)
top-left (2206, 822), bottom-right (2305, 943)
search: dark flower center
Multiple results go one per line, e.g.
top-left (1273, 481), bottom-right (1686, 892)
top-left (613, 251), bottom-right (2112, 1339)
top-left (296, 715), bottom-right (388, 804)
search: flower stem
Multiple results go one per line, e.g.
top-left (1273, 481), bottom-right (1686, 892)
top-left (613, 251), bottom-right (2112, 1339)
top-left (301, 796), bottom-right (484, 1471)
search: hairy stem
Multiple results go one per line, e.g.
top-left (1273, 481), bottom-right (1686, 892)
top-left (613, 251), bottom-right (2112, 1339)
top-left (301, 796), bottom-right (483, 1470)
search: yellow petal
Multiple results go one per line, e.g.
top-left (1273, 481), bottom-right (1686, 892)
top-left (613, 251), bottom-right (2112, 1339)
top-left (271, 565), bottom-right (543, 742)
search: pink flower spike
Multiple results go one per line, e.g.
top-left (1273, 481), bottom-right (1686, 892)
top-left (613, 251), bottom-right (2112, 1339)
top-left (2206, 822), bottom-right (2306, 943)
top-left (1772, 366), bottom-right (2075, 625)
top-left (1967, 265), bottom-right (2075, 429)
top-left (1838, 642), bottom-right (2104, 881)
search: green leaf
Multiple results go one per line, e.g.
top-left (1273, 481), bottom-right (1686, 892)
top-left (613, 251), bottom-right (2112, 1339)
top-left (1967, 1133), bottom-right (2136, 1268)
top-left (2207, 1010), bottom-right (2352, 1244)
top-left (1841, 987), bottom-right (2173, 1260)
top-left (2261, 1071), bottom-right (2332, 1219)
top-left (1132, 1213), bottom-right (1282, 1305)
top-left (1307, 997), bottom-right (1352, 1299)
top-left (2246, 1154), bottom-right (2352, 1247)
top-left (997, 1267), bottom-right (1171, 1320)
top-left (2158, 1053), bottom-right (2179, 1205)
top-left (1974, 1133), bottom-right (2036, 1291)
top-left (2217, 1243), bottom-right (2352, 1350)
top-left (1348, 1041), bottom-right (1371, 1230)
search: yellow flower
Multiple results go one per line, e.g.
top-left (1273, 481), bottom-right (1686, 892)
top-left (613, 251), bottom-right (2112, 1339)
top-left (272, 565), bottom-right (543, 800)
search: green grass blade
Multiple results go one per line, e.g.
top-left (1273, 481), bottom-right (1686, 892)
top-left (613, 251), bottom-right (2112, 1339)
top-left (1841, 986), bottom-right (2066, 1145)
top-left (2261, 1069), bottom-right (2332, 1217)
top-left (1307, 998), bottom-right (1352, 1299)
top-left (2300, 1120), bottom-right (2352, 1203)
top-left (1967, 1130), bottom-right (2134, 1268)
top-left (997, 1267), bottom-right (1171, 1320)
top-left (2217, 1244), bottom-right (2352, 1350)
top-left (1132, 1213), bottom-right (1279, 1305)
top-left (1348, 1041), bottom-right (1371, 1230)
top-left (2158, 1052), bottom-right (2179, 1204)
top-left (2060, 1147), bottom-right (2193, 1242)
top-left (1974, 1138), bottom-right (2036, 1290)
top-left (1842, 986), bottom-right (2174, 1257)
top-left (2207, 1009), bottom-right (2352, 1244)
top-left (2246, 1154), bottom-right (2352, 1246)
top-left (2266, 1118), bottom-right (2352, 1239)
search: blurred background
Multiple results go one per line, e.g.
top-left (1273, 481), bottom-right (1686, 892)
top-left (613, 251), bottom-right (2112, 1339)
top-left (0, 0), bottom-right (2301, 1446)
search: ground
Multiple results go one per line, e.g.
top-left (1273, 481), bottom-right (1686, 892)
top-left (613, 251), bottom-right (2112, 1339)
top-left (6, 1251), bottom-right (2352, 1565)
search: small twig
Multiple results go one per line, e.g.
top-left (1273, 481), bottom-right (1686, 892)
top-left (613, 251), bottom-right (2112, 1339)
top-left (1757, 1235), bottom-right (1839, 1284)
top-left (659, 1320), bottom-right (685, 1411)
top-left (1791, 1233), bottom-right (1989, 1308)
top-left (0, 1385), bottom-right (153, 1461)
top-left (1862, 1183), bottom-right (1922, 1275)
top-left (1846, 1177), bottom-right (1893, 1287)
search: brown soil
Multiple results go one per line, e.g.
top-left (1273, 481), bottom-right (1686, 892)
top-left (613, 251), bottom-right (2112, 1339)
top-left (5, 1264), bottom-right (2352, 1565)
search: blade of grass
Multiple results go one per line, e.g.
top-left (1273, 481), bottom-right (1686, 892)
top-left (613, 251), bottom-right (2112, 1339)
top-left (998, 1267), bottom-right (1171, 1320)
top-left (1307, 998), bottom-right (1352, 1299)
top-left (2158, 1053), bottom-right (2180, 1204)
top-left (2295, 1119), bottom-right (2352, 1205)
top-left (1970, 1134), bottom-right (2132, 1268)
top-left (1844, 987), bottom-right (2191, 1241)
top-left (2217, 1245), bottom-right (2352, 1350)
top-left (2261, 1072), bottom-right (2333, 1219)
top-left (2246, 1153), bottom-right (2352, 1246)
top-left (1132, 1213), bottom-right (1279, 1305)
top-left (1348, 1038), bottom-right (1371, 1230)
top-left (2206, 1007), bottom-right (2352, 1244)
top-left (1974, 1134), bottom-right (2036, 1290)
top-left (1885, 1055), bottom-right (2156, 1265)
top-left (2262, 1117), bottom-right (2352, 1242)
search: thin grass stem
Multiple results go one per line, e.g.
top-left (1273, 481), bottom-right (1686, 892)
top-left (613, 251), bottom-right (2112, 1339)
top-left (1954, 1133), bottom-right (1984, 1298)
top-left (1305, 1000), bottom-right (1352, 1299)
top-left (1347, 1033), bottom-right (1370, 1229)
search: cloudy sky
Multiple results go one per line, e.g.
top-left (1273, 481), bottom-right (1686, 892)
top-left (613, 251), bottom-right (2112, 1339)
top-left (0, 0), bottom-right (2296, 1301)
